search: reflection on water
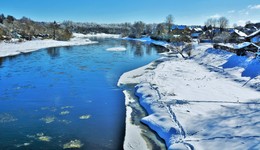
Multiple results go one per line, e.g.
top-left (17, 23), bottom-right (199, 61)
top-left (47, 47), bottom-right (60, 59)
top-left (146, 45), bottom-right (152, 55)
top-left (134, 42), bottom-right (143, 57)
top-left (0, 57), bottom-right (3, 67)
top-left (120, 40), bottom-right (128, 49)
top-left (0, 38), bottom-right (166, 149)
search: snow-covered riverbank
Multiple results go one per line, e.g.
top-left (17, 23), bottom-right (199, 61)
top-left (119, 42), bottom-right (260, 149)
top-left (0, 33), bottom-right (120, 58)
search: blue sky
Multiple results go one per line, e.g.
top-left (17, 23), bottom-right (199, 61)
top-left (0, 0), bottom-right (259, 26)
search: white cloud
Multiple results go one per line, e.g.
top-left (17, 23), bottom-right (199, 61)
top-left (237, 20), bottom-right (246, 26)
top-left (248, 4), bottom-right (260, 9)
top-left (238, 9), bottom-right (250, 15)
top-left (210, 14), bottom-right (221, 19)
top-left (228, 10), bottom-right (235, 13)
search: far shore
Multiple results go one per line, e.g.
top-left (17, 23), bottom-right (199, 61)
top-left (0, 33), bottom-right (120, 58)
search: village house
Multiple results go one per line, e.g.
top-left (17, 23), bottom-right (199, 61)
top-left (190, 27), bottom-right (203, 39)
top-left (229, 29), bottom-right (247, 43)
top-left (235, 42), bottom-right (260, 56)
top-left (246, 29), bottom-right (260, 44)
top-left (171, 25), bottom-right (190, 35)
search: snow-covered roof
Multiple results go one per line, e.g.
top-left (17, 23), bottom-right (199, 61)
top-left (194, 27), bottom-right (202, 32)
top-left (213, 29), bottom-right (221, 33)
top-left (253, 26), bottom-right (258, 31)
top-left (234, 42), bottom-right (260, 49)
top-left (234, 29), bottom-right (247, 37)
top-left (217, 42), bottom-right (260, 50)
top-left (172, 25), bottom-right (187, 30)
top-left (228, 29), bottom-right (235, 33)
top-left (247, 29), bottom-right (260, 38)
top-left (191, 33), bottom-right (201, 37)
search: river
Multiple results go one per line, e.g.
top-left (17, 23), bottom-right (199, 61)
top-left (0, 38), bottom-right (166, 149)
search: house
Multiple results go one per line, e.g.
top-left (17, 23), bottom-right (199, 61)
top-left (212, 28), bottom-right (221, 34)
top-left (172, 25), bottom-right (187, 30)
top-left (234, 42), bottom-right (260, 56)
top-left (213, 42), bottom-right (259, 56)
top-left (229, 29), bottom-right (247, 43)
top-left (244, 23), bottom-right (258, 35)
top-left (191, 33), bottom-right (201, 38)
top-left (171, 25), bottom-right (190, 35)
top-left (246, 29), bottom-right (260, 44)
top-left (190, 27), bottom-right (203, 39)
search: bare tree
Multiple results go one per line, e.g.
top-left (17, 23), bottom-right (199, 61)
top-left (205, 18), bottom-right (213, 27)
top-left (218, 17), bottom-right (229, 31)
top-left (145, 24), bottom-right (153, 35)
top-left (212, 18), bottom-right (218, 28)
top-left (245, 21), bottom-right (251, 25)
top-left (0, 14), bottom-right (5, 24)
top-left (165, 14), bottom-right (174, 33)
top-left (155, 23), bottom-right (166, 36)
top-left (51, 21), bottom-right (59, 40)
top-left (133, 21), bottom-right (145, 38)
top-left (205, 18), bottom-right (217, 28)
top-left (6, 15), bottom-right (15, 24)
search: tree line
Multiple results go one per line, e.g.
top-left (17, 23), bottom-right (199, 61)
top-left (0, 14), bottom-right (72, 41)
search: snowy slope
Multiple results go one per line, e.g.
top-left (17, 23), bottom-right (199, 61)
top-left (119, 42), bottom-right (260, 150)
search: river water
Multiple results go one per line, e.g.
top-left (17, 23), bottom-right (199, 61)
top-left (0, 38), bottom-right (165, 149)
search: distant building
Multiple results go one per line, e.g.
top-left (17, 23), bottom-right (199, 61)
top-left (171, 25), bottom-right (188, 30)
top-left (234, 42), bottom-right (260, 55)
top-left (190, 27), bottom-right (203, 39)
top-left (229, 29), bottom-right (247, 43)
top-left (246, 29), bottom-right (260, 44)
top-left (171, 25), bottom-right (190, 35)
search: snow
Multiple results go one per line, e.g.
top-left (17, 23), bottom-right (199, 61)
top-left (123, 90), bottom-right (149, 150)
top-left (123, 37), bottom-right (170, 49)
top-left (234, 29), bottom-right (247, 37)
top-left (217, 42), bottom-right (259, 50)
top-left (247, 29), bottom-right (260, 38)
top-left (106, 47), bottom-right (126, 51)
top-left (234, 42), bottom-right (251, 49)
top-left (119, 41), bottom-right (260, 150)
top-left (0, 33), bottom-right (98, 58)
top-left (83, 33), bottom-right (120, 38)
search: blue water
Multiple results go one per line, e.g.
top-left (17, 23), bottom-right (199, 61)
top-left (0, 39), bottom-right (165, 149)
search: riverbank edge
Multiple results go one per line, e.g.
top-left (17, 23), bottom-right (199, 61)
top-left (119, 71), bottom-right (165, 150)
top-left (118, 37), bottom-right (172, 149)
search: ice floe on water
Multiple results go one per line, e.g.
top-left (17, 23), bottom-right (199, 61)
top-left (36, 133), bottom-right (52, 142)
top-left (59, 119), bottom-right (72, 124)
top-left (40, 116), bottom-right (56, 124)
top-left (15, 142), bottom-right (31, 148)
top-left (27, 133), bottom-right (52, 142)
top-left (41, 106), bottom-right (57, 112)
top-left (79, 115), bottom-right (91, 120)
top-left (61, 106), bottom-right (74, 110)
top-left (0, 113), bottom-right (17, 123)
top-left (60, 111), bottom-right (70, 115)
top-left (106, 47), bottom-right (127, 51)
top-left (63, 140), bottom-right (83, 149)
